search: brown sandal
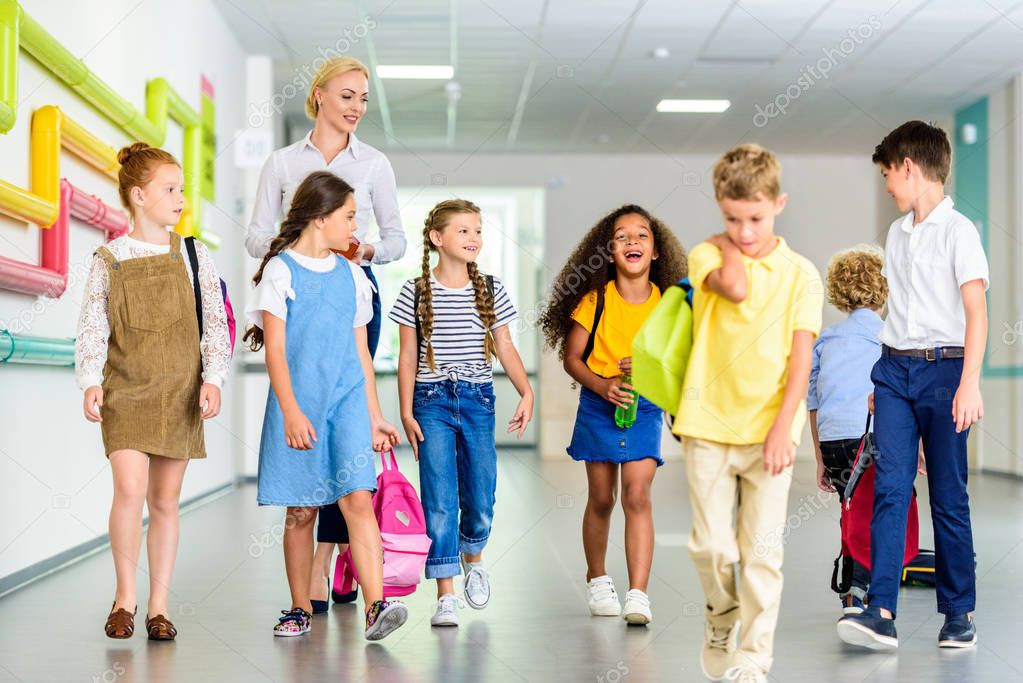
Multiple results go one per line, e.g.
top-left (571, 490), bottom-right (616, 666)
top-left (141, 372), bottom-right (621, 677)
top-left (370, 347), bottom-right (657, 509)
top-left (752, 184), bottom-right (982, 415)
top-left (146, 614), bottom-right (178, 641)
top-left (105, 603), bottom-right (136, 639)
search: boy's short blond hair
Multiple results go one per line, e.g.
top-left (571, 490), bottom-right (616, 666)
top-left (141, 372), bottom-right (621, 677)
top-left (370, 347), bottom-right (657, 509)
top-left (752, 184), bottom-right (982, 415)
top-left (826, 245), bottom-right (888, 313)
top-left (713, 143), bottom-right (781, 201)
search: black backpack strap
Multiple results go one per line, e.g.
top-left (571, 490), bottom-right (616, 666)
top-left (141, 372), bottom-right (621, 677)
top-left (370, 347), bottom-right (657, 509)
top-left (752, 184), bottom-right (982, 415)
top-left (831, 555), bottom-right (853, 594)
top-left (485, 274), bottom-right (495, 302)
top-left (413, 276), bottom-right (425, 364)
top-left (581, 286), bottom-right (605, 364)
top-left (184, 237), bottom-right (203, 338)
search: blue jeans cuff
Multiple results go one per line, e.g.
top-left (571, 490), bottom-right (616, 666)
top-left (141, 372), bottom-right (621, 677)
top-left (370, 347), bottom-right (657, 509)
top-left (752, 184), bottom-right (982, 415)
top-left (425, 557), bottom-right (461, 579)
top-left (459, 533), bottom-right (490, 556)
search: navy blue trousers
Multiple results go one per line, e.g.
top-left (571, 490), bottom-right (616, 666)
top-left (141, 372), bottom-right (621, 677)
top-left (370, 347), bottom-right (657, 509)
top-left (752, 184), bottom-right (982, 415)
top-left (868, 350), bottom-right (976, 617)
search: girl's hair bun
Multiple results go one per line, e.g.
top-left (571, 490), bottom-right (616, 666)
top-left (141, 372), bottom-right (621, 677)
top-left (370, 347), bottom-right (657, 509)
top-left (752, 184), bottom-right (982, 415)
top-left (117, 142), bottom-right (151, 165)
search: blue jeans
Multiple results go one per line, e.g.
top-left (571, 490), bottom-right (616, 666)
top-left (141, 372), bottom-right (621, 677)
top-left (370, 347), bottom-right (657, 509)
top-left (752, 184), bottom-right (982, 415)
top-left (414, 379), bottom-right (498, 579)
top-left (869, 350), bottom-right (976, 617)
top-left (316, 265), bottom-right (382, 543)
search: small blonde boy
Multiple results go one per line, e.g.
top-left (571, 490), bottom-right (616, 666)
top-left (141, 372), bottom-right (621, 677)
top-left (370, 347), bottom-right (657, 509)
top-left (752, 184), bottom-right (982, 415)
top-left (808, 246), bottom-right (888, 616)
top-left (675, 144), bottom-right (823, 682)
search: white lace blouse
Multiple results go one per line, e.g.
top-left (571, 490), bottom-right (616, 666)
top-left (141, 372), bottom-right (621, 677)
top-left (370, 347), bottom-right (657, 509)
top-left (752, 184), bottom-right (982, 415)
top-left (74, 234), bottom-right (232, 390)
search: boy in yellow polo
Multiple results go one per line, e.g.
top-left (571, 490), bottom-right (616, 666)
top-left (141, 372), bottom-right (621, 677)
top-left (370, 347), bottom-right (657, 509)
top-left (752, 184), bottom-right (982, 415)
top-left (675, 144), bottom-right (823, 682)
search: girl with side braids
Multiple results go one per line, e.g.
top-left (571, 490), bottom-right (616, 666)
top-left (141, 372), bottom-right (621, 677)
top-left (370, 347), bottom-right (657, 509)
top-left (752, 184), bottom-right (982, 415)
top-left (539, 205), bottom-right (686, 625)
top-left (243, 171), bottom-right (406, 641)
top-left (388, 199), bottom-right (533, 628)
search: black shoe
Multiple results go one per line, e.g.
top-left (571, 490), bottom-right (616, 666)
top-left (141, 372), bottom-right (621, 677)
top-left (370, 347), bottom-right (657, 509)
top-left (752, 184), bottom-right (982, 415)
top-left (310, 576), bottom-right (330, 614)
top-left (837, 606), bottom-right (898, 650)
top-left (938, 613), bottom-right (977, 648)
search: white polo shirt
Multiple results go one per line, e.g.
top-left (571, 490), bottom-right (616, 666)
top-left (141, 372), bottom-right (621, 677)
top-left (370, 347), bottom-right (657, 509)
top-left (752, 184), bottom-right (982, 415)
top-left (879, 196), bottom-right (989, 350)
top-left (245, 131), bottom-right (406, 265)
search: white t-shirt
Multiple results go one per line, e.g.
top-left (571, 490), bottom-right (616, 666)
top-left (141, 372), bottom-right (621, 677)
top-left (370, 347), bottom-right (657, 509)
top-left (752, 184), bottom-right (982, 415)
top-left (879, 196), bottom-right (989, 349)
top-left (246, 249), bottom-right (374, 329)
top-left (388, 275), bottom-right (517, 383)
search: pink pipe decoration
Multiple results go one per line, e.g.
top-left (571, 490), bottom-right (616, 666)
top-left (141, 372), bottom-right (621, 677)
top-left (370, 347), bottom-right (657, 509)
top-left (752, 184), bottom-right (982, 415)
top-left (0, 178), bottom-right (128, 297)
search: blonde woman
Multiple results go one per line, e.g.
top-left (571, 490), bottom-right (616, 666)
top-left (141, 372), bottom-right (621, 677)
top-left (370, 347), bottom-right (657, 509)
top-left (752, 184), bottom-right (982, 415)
top-left (246, 56), bottom-right (406, 611)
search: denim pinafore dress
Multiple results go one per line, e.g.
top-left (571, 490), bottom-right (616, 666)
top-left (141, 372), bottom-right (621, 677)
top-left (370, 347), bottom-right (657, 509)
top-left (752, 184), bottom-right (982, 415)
top-left (256, 253), bottom-right (377, 507)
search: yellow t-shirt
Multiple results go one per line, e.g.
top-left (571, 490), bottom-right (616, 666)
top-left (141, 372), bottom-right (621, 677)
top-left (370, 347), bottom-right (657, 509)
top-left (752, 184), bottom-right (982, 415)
top-left (571, 281), bottom-right (661, 378)
top-left (673, 237), bottom-right (823, 445)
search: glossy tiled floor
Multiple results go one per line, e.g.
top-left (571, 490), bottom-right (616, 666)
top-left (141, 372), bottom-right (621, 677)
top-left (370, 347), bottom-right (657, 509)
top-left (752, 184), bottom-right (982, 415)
top-left (1, 450), bottom-right (1021, 682)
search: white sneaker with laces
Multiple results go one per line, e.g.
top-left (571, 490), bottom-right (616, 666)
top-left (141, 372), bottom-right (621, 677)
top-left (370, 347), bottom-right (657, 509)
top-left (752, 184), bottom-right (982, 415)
top-left (430, 593), bottom-right (462, 627)
top-left (622, 588), bottom-right (652, 625)
top-left (701, 621), bottom-right (740, 680)
top-left (461, 557), bottom-right (491, 610)
top-left (586, 575), bottom-right (621, 616)
top-left (725, 665), bottom-right (766, 683)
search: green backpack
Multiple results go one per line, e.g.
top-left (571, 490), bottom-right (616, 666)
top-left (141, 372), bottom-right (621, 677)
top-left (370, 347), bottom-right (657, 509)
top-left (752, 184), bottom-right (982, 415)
top-left (632, 278), bottom-right (693, 416)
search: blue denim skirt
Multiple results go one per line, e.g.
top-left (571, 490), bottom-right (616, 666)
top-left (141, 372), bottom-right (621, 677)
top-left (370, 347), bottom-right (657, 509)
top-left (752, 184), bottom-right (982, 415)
top-left (567, 386), bottom-right (664, 466)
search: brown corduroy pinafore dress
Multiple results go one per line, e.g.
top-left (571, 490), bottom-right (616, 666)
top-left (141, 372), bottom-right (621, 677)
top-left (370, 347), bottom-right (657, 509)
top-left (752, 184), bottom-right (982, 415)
top-left (96, 232), bottom-right (206, 459)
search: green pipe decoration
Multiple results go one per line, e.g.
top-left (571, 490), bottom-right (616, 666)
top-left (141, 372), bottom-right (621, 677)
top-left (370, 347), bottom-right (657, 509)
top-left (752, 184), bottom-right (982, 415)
top-left (0, 329), bottom-right (75, 365)
top-left (0, 0), bottom-right (216, 244)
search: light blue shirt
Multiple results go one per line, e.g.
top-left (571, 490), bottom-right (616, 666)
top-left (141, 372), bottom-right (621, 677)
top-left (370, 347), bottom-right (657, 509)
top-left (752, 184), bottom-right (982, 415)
top-left (807, 308), bottom-right (883, 441)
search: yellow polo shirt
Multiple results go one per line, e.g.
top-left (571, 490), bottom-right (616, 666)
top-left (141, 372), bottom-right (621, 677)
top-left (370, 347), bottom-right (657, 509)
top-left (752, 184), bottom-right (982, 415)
top-left (571, 281), bottom-right (661, 378)
top-left (673, 237), bottom-right (823, 445)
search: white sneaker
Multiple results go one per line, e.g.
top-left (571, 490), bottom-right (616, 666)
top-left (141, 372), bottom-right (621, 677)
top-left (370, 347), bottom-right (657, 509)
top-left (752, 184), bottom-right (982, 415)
top-left (701, 621), bottom-right (741, 680)
top-left (724, 665), bottom-right (766, 682)
top-left (461, 557), bottom-right (491, 610)
top-left (586, 575), bottom-right (621, 616)
top-left (430, 594), bottom-right (462, 627)
top-left (622, 589), bottom-right (652, 625)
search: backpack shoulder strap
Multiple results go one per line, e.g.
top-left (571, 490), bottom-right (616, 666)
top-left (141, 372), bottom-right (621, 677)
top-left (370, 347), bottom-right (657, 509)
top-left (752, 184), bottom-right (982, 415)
top-left (581, 285), bottom-right (605, 364)
top-left (184, 237), bottom-right (203, 338)
top-left (413, 276), bottom-right (424, 362)
top-left (485, 274), bottom-right (495, 301)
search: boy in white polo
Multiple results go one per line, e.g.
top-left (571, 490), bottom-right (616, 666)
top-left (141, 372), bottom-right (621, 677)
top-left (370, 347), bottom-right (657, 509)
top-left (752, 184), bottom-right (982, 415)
top-left (838, 121), bottom-right (988, 650)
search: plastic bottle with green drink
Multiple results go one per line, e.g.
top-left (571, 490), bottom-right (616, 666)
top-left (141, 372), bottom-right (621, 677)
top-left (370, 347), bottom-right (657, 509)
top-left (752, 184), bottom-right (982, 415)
top-left (615, 373), bottom-right (637, 428)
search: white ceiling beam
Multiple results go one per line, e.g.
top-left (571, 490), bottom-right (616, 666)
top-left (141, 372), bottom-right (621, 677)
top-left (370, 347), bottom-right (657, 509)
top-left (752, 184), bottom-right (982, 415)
top-left (447, 0), bottom-right (459, 147)
top-left (506, 0), bottom-right (551, 147)
top-left (356, 0), bottom-right (395, 144)
top-left (568, 0), bottom-right (647, 147)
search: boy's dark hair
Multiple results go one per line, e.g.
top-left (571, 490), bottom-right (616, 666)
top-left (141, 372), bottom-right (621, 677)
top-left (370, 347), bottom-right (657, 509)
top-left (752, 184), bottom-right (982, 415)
top-left (871, 120), bottom-right (951, 183)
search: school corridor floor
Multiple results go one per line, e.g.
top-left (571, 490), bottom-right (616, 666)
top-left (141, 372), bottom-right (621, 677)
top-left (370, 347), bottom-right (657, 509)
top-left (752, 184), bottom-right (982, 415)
top-left (1, 450), bottom-right (1020, 682)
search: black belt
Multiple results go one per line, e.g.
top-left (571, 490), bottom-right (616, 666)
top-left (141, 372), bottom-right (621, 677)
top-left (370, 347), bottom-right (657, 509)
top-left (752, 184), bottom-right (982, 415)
top-left (882, 345), bottom-right (964, 361)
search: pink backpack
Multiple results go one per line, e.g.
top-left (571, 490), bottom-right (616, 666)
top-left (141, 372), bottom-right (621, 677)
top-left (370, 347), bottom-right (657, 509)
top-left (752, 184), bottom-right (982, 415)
top-left (337, 450), bottom-right (432, 597)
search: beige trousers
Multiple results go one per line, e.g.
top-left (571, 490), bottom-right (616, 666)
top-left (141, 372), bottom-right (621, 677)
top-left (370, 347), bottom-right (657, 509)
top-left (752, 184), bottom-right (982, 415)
top-left (683, 437), bottom-right (793, 673)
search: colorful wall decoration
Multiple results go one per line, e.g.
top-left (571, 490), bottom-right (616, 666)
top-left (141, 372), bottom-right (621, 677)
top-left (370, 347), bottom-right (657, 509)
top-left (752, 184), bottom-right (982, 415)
top-left (0, 0), bottom-right (217, 245)
top-left (0, 0), bottom-right (218, 364)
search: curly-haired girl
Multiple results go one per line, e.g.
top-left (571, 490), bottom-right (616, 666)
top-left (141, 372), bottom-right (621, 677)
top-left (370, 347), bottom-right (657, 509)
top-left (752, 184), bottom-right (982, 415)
top-left (807, 244), bottom-right (888, 617)
top-left (388, 199), bottom-right (533, 628)
top-left (539, 204), bottom-right (686, 625)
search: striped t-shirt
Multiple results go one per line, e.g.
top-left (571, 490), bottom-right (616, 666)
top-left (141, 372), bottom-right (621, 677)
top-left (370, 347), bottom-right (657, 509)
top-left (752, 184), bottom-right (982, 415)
top-left (388, 275), bottom-right (517, 383)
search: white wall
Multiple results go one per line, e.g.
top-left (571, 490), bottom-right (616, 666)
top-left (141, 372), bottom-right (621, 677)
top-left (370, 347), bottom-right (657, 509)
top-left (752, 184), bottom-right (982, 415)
top-left (0, 0), bottom-right (247, 581)
top-left (975, 76), bottom-right (1023, 476)
top-left (383, 152), bottom-right (884, 459)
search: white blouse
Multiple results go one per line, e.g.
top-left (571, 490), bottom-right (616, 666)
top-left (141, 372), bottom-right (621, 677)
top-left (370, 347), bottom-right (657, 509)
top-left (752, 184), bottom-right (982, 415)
top-left (246, 249), bottom-right (375, 329)
top-left (245, 132), bottom-right (406, 266)
top-left (75, 235), bottom-right (232, 390)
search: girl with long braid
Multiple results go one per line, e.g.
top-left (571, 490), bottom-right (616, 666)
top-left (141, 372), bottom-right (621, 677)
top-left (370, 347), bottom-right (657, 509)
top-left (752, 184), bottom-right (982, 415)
top-left (388, 199), bottom-right (533, 628)
top-left (243, 171), bottom-right (406, 640)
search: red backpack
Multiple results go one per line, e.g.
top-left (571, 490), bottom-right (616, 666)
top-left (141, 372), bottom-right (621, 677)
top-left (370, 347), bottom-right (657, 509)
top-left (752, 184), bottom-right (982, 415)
top-left (337, 450), bottom-right (432, 598)
top-left (832, 415), bottom-right (920, 594)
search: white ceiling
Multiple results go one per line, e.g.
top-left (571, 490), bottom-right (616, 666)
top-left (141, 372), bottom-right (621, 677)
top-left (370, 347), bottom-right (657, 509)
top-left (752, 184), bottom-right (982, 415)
top-left (213, 0), bottom-right (1023, 154)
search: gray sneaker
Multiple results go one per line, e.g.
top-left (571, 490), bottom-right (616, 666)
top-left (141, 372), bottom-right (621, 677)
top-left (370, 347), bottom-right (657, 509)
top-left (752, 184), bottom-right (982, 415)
top-left (461, 557), bottom-right (491, 609)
